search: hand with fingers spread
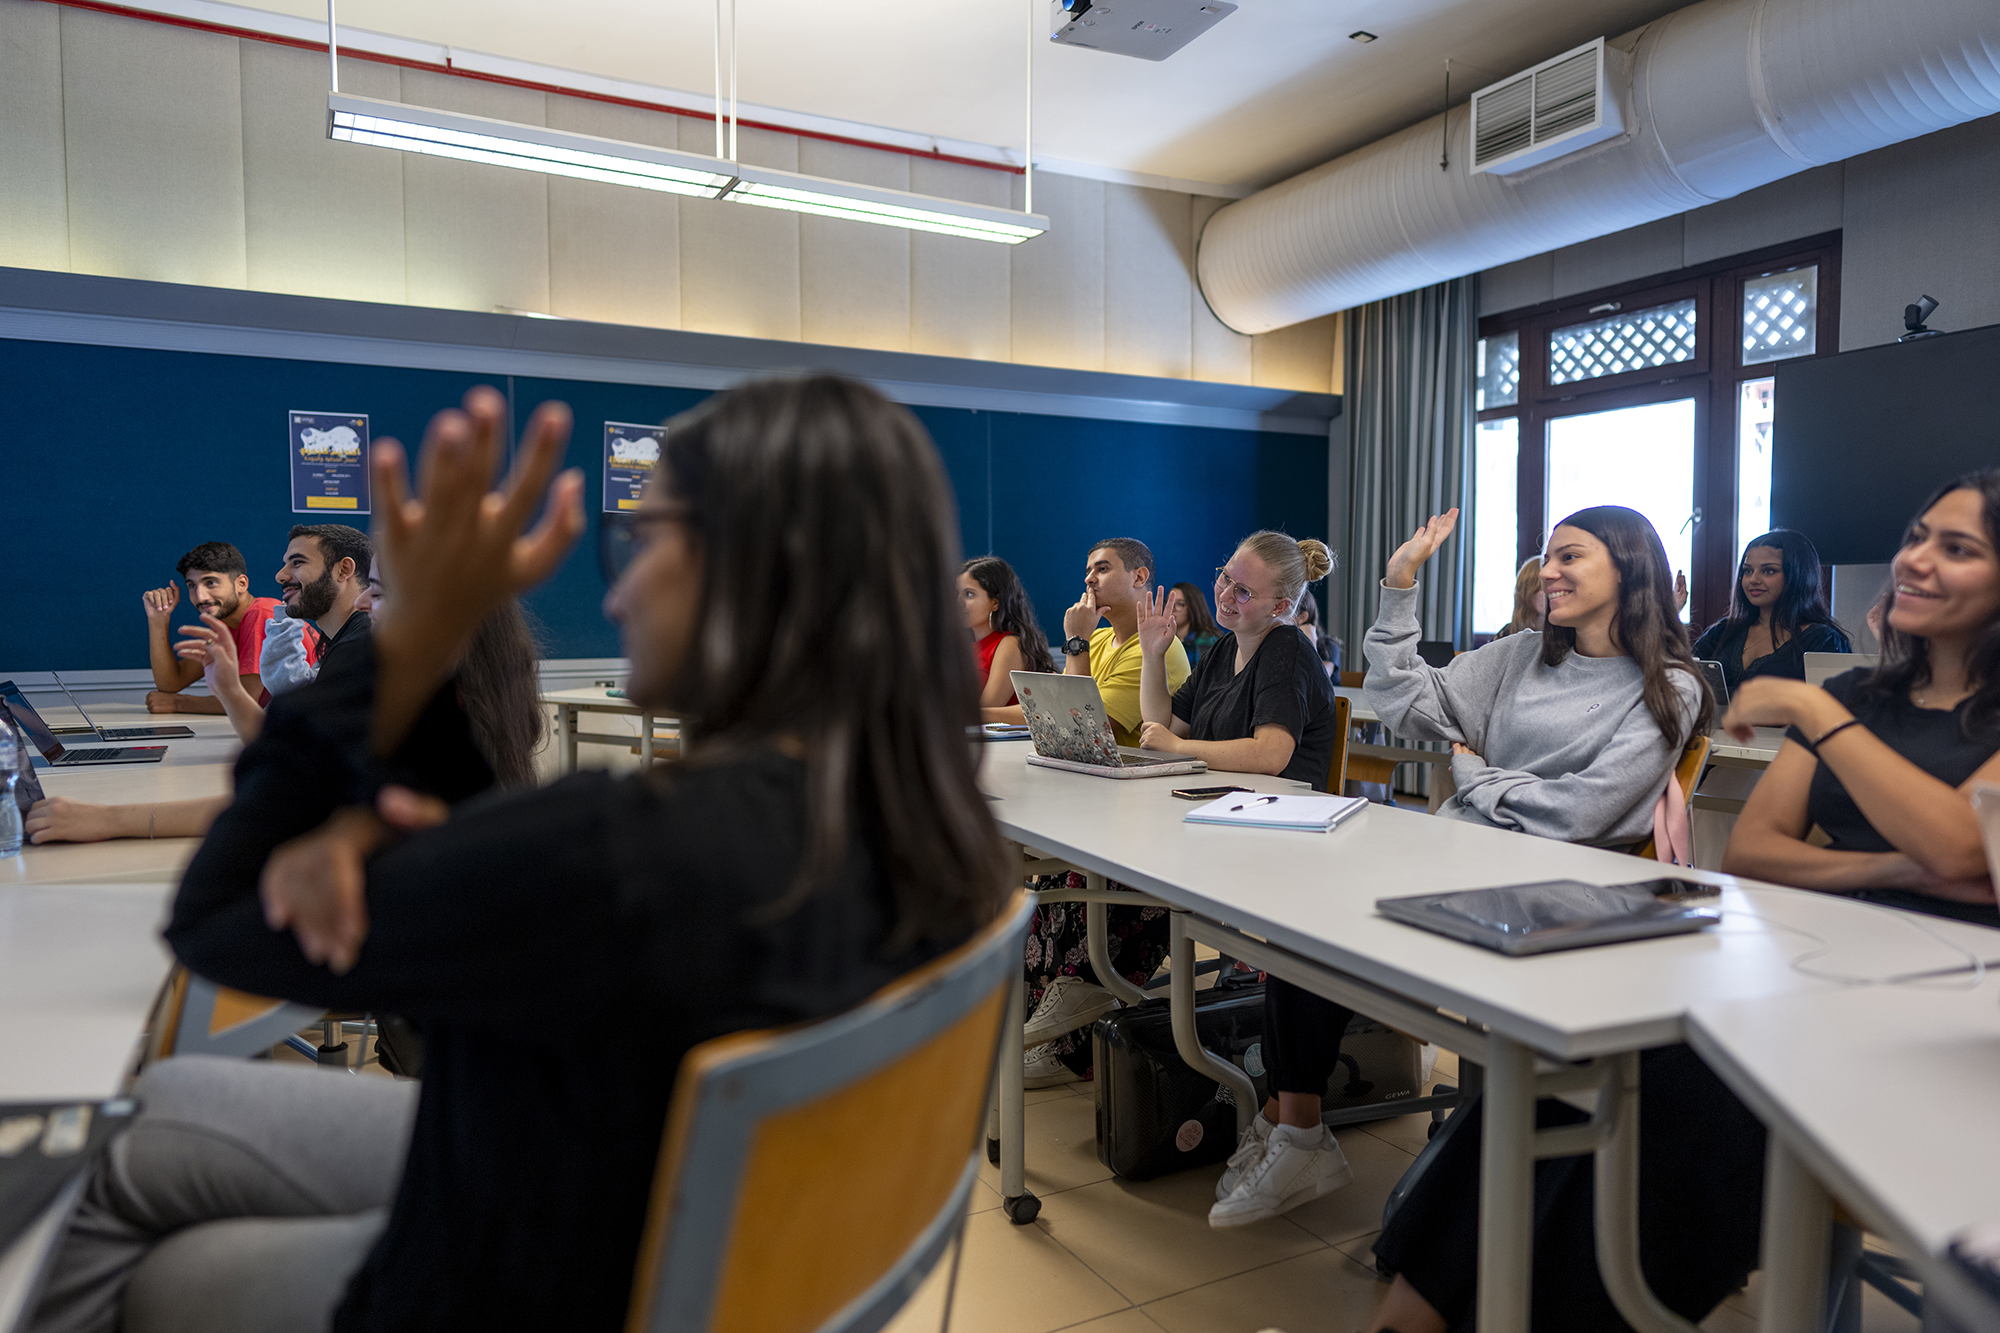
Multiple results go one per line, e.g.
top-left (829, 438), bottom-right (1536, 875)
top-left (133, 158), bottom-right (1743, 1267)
top-left (1063, 587), bottom-right (1102, 642)
top-left (1384, 508), bottom-right (1460, 590)
top-left (1135, 586), bottom-right (1178, 659)
top-left (259, 785), bottom-right (453, 973)
top-left (369, 386), bottom-right (586, 753)
top-left (174, 611), bottom-right (241, 687)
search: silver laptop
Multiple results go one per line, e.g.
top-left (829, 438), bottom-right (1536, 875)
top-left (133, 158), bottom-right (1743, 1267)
top-left (1696, 660), bottom-right (1729, 707)
top-left (1009, 671), bottom-right (1206, 780)
top-left (50, 673), bottom-right (194, 742)
top-left (1804, 652), bottom-right (1877, 687)
top-left (0, 682), bottom-right (166, 767)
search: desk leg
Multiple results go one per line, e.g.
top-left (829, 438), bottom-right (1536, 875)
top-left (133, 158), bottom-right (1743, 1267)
top-left (1168, 912), bottom-right (1256, 1135)
top-left (1593, 1052), bottom-right (1700, 1333)
top-left (561, 705), bottom-right (577, 775)
top-left (640, 712), bottom-right (654, 767)
top-left (1477, 1034), bottom-right (1535, 1333)
top-left (997, 968), bottom-right (1037, 1223)
top-left (1084, 875), bottom-right (1152, 1008)
top-left (1758, 1136), bottom-right (1831, 1330)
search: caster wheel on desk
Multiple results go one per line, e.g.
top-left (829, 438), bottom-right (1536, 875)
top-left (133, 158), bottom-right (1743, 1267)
top-left (987, 1137), bottom-right (1000, 1166)
top-left (1003, 1192), bottom-right (1040, 1225)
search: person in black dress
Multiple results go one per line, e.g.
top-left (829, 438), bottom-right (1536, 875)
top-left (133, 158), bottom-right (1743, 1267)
top-left (32, 377), bottom-right (1012, 1333)
top-left (1691, 528), bottom-right (1851, 693)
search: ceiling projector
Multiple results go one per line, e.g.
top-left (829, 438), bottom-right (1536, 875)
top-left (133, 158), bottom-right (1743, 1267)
top-left (1049, 0), bottom-right (1237, 60)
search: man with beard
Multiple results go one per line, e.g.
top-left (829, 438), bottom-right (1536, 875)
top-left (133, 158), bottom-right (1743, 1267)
top-left (153, 527), bottom-right (370, 739)
top-left (143, 542), bottom-right (290, 713)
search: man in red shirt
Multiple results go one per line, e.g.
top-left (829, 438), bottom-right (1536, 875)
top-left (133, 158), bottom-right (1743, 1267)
top-left (144, 542), bottom-right (286, 712)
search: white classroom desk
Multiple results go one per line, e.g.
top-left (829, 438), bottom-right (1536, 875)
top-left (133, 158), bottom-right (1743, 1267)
top-left (540, 686), bottom-right (679, 774)
top-left (977, 748), bottom-right (2000, 1333)
top-left (1689, 980), bottom-right (2000, 1331)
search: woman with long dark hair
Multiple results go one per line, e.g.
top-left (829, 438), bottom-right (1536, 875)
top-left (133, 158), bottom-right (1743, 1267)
top-left (33, 378), bottom-right (1011, 1333)
top-left (1361, 504), bottom-right (1710, 843)
top-left (1692, 528), bottom-right (1851, 691)
top-left (1724, 471), bottom-right (2000, 925)
top-left (1166, 580), bottom-right (1221, 667)
top-left (959, 555), bottom-right (1055, 717)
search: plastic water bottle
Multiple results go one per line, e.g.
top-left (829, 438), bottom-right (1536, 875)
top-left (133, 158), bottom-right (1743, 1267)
top-left (0, 727), bottom-right (21, 858)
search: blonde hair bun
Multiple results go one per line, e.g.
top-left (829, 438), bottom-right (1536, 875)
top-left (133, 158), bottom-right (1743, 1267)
top-left (1297, 538), bottom-right (1334, 583)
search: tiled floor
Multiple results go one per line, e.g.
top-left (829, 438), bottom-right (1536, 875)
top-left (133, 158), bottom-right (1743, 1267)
top-left (885, 1045), bottom-right (1923, 1333)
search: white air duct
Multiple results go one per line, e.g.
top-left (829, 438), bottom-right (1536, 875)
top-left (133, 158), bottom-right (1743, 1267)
top-left (1197, 0), bottom-right (2000, 333)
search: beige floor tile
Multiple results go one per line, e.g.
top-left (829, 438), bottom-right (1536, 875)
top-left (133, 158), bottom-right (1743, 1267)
top-left (1035, 1168), bottom-right (1325, 1304)
top-left (1700, 1300), bottom-right (1757, 1331)
top-left (881, 1209), bottom-right (1131, 1333)
top-left (1027, 1083), bottom-right (1087, 1105)
top-left (1276, 1129), bottom-right (1419, 1247)
top-left (1057, 1311), bottom-right (1169, 1333)
top-left (978, 1089), bottom-right (1114, 1201)
top-left (966, 1175), bottom-right (1001, 1215)
top-left (1141, 1247), bottom-right (1390, 1333)
top-left (1432, 1047), bottom-right (1460, 1081)
top-left (1331, 1230), bottom-right (1382, 1271)
top-left (1349, 1110), bottom-right (1436, 1158)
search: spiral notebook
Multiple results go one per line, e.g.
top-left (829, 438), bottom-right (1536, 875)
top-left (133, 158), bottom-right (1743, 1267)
top-left (1183, 792), bottom-right (1369, 833)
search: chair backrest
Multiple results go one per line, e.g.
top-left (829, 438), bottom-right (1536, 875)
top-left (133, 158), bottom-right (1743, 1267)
top-left (1634, 733), bottom-right (1711, 862)
top-left (1324, 694), bottom-right (1351, 795)
top-left (145, 967), bottom-right (327, 1063)
top-left (626, 886), bottom-right (1035, 1333)
top-left (1338, 670), bottom-right (1365, 689)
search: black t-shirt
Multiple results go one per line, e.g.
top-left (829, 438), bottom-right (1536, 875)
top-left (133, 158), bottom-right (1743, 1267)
top-left (311, 608), bottom-right (374, 690)
top-left (1692, 618), bottom-right (1850, 692)
top-left (1171, 626), bottom-right (1340, 789)
top-left (1789, 668), bottom-right (2000, 857)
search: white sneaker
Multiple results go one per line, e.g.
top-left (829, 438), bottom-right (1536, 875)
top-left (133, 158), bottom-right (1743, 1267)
top-left (1023, 976), bottom-right (1118, 1045)
top-left (1023, 1043), bottom-right (1081, 1089)
top-left (1216, 1114), bottom-right (1275, 1200)
top-left (1207, 1124), bottom-right (1353, 1227)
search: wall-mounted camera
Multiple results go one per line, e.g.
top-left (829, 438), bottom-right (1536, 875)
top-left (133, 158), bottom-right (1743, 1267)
top-left (1900, 295), bottom-right (1940, 342)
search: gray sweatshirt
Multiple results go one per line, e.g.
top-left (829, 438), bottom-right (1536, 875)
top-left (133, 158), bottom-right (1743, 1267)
top-left (1362, 582), bottom-right (1701, 844)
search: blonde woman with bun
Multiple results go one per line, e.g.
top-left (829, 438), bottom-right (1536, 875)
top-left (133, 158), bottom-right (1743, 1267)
top-left (1136, 532), bottom-right (1357, 1228)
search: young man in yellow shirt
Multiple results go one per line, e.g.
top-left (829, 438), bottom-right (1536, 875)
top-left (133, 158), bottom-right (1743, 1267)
top-left (1058, 537), bottom-right (1191, 746)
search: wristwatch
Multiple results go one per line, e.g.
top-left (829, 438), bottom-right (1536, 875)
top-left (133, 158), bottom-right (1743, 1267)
top-left (1064, 635), bottom-right (1091, 657)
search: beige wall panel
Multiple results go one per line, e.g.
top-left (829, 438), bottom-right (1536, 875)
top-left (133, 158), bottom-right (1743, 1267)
top-left (543, 94), bottom-right (682, 328)
top-left (241, 47), bottom-right (405, 304)
top-left (397, 70), bottom-right (550, 313)
top-left (0, 0), bottom-right (69, 271)
top-left (1683, 164), bottom-right (1844, 268)
top-left (1551, 215), bottom-right (1685, 299)
top-left (1010, 171), bottom-right (1104, 371)
top-left (1189, 195), bottom-right (1253, 384)
top-left (798, 138), bottom-right (910, 352)
top-left (1840, 116), bottom-right (2000, 351)
top-left (1102, 184), bottom-right (1191, 380)
top-left (1251, 314), bottom-right (1334, 393)
top-left (909, 158), bottom-right (1011, 363)
top-left (677, 119), bottom-right (801, 341)
top-left (60, 8), bottom-right (246, 288)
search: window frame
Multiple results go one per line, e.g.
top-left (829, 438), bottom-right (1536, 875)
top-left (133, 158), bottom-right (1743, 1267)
top-left (1476, 231), bottom-right (1842, 633)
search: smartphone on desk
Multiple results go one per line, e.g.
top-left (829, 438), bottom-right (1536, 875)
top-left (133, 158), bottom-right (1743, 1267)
top-left (1617, 877), bottom-right (1721, 903)
top-left (1170, 785), bottom-right (1255, 801)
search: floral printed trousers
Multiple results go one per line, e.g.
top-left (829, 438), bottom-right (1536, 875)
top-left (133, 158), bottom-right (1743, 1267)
top-left (1023, 871), bottom-right (1170, 1077)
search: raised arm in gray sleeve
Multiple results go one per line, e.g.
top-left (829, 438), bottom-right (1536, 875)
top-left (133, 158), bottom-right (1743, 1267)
top-left (1448, 671), bottom-right (1703, 843)
top-left (1360, 581), bottom-right (1512, 748)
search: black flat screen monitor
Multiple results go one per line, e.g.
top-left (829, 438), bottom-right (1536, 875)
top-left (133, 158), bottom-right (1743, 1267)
top-left (1771, 322), bottom-right (2000, 564)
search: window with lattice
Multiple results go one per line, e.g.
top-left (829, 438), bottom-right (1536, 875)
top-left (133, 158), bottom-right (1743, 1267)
top-left (1548, 299), bottom-right (1697, 385)
top-left (1478, 331), bottom-right (1520, 410)
top-left (1741, 267), bottom-right (1818, 365)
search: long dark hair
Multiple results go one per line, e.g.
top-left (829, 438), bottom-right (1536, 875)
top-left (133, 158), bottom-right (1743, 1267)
top-left (457, 599), bottom-right (545, 789)
top-left (1542, 506), bottom-right (1712, 750)
top-left (961, 556), bottom-right (1056, 674)
top-left (1721, 529), bottom-right (1841, 642)
top-left (1863, 470), bottom-right (2000, 736)
top-left (658, 375), bottom-right (1011, 950)
top-left (1170, 581), bottom-right (1219, 639)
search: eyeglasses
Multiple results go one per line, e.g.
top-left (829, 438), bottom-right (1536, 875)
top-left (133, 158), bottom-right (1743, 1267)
top-left (598, 506), bottom-right (695, 585)
top-left (1213, 566), bottom-right (1270, 607)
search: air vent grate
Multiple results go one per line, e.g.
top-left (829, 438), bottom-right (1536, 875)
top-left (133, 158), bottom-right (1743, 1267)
top-left (1470, 38), bottom-right (1621, 176)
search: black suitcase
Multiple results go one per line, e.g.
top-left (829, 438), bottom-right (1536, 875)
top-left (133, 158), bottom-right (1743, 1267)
top-left (1092, 983), bottom-right (1424, 1181)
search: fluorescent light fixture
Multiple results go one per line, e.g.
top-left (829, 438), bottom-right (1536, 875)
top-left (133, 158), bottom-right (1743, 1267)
top-left (326, 93), bottom-right (1048, 244)
top-left (328, 94), bottom-right (734, 198)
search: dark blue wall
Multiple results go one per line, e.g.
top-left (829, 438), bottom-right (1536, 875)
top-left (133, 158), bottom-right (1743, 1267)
top-left (2, 337), bottom-right (1327, 669)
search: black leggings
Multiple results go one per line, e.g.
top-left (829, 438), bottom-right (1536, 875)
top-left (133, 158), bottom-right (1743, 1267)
top-left (1263, 978), bottom-right (1355, 1097)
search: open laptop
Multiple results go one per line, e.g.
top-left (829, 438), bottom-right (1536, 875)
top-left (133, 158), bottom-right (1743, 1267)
top-left (0, 682), bottom-right (166, 766)
top-left (49, 673), bottom-right (194, 741)
top-left (1695, 660), bottom-right (1730, 708)
top-left (1009, 671), bottom-right (1206, 779)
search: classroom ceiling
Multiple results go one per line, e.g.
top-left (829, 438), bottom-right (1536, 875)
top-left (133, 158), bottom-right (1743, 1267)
top-left (243, 0), bottom-right (1692, 189)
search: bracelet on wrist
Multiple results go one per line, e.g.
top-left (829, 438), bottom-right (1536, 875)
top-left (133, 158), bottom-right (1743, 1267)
top-left (1809, 717), bottom-right (1863, 749)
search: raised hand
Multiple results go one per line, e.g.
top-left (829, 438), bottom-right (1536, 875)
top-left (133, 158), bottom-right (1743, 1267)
top-left (1063, 588), bottom-right (1102, 642)
top-left (142, 584), bottom-right (179, 624)
top-left (1384, 509), bottom-right (1460, 590)
top-left (1135, 586), bottom-right (1177, 658)
top-left (174, 611), bottom-right (241, 688)
top-left (1674, 571), bottom-right (1689, 613)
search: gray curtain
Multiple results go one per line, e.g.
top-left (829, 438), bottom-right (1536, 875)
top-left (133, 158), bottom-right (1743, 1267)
top-left (1337, 277), bottom-right (1477, 659)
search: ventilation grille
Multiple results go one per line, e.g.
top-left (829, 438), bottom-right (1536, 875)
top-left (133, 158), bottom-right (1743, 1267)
top-left (1471, 38), bottom-right (1621, 176)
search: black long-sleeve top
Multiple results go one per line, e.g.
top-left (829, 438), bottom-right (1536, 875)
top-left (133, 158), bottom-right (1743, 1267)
top-left (168, 639), bottom-right (932, 1332)
top-left (1690, 617), bottom-right (1851, 692)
